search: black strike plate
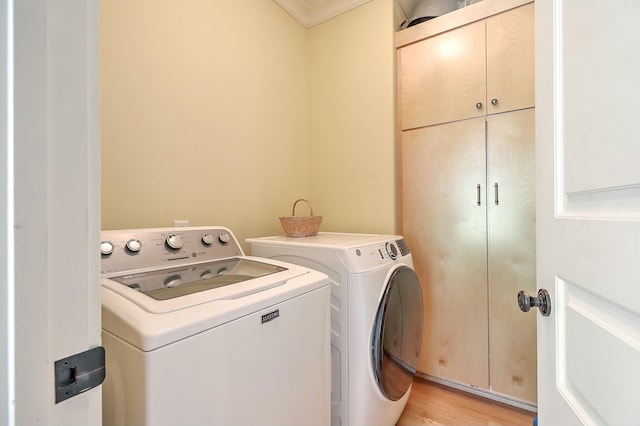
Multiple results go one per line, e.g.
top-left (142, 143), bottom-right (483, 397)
top-left (54, 346), bottom-right (106, 404)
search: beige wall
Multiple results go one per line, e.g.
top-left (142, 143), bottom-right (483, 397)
top-left (308, 0), bottom-right (398, 234)
top-left (100, 0), bottom-right (399, 248)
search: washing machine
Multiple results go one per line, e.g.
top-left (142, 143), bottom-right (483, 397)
top-left (100, 226), bottom-right (330, 426)
top-left (247, 232), bottom-right (423, 426)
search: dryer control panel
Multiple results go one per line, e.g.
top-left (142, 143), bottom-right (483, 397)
top-left (100, 226), bottom-right (243, 275)
top-left (346, 239), bottom-right (411, 272)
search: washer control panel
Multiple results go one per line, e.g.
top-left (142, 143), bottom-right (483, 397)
top-left (100, 226), bottom-right (243, 275)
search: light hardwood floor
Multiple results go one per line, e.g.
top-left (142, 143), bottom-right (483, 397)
top-left (396, 378), bottom-right (536, 426)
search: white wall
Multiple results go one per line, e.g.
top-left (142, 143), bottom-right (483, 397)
top-left (101, 0), bottom-right (400, 247)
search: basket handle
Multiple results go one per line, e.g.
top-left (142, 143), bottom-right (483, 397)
top-left (292, 199), bottom-right (314, 216)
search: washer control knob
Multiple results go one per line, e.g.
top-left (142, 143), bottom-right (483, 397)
top-left (166, 234), bottom-right (184, 250)
top-left (385, 242), bottom-right (398, 260)
top-left (100, 241), bottom-right (114, 256)
top-left (164, 274), bottom-right (182, 288)
top-left (201, 233), bottom-right (215, 246)
top-left (126, 239), bottom-right (142, 253)
top-left (218, 232), bottom-right (231, 244)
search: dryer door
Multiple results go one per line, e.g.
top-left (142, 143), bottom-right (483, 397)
top-left (372, 265), bottom-right (423, 401)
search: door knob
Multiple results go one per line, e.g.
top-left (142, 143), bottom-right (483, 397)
top-left (517, 289), bottom-right (551, 317)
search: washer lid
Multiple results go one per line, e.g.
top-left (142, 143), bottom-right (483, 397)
top-left (102, 257), bottom-right (305, 314)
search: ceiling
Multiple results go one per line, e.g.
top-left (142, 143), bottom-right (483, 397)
top-left (397, 0), bottom-right (420, 18)
top-left (273, 0), bottom-right (421, 28)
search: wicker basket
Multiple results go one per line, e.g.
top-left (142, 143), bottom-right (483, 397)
top-left (279, 199), bottom-right (322, 237)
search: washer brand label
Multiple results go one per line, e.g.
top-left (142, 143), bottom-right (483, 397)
top-left (261, 309), bottom-right (279, 324)
top-left (167, 256), bottom-right (190, 262)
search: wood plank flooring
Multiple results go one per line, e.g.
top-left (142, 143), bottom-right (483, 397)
top-left (396, 378), bottom-right (537, 426)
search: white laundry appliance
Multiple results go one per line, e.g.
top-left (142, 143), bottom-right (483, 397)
top-left (247, 232), bottom-right (423, 426)
top-left (100, 226), bottom-right (330, 426)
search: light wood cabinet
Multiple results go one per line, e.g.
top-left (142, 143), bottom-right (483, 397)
top-left (401, 110), bottom-right (536, 403)
top-left (485, 4), bottom-right (535, 114)
top-left (399, 2), bottom-right (534, 129)
top-left (396, 0), bottom-right (536, 406)
top-left (486, 110), bottom-right (536, 403)
top-left (399, 21), bottom-right (486, 129)
top-left (402, 117), bottom-right (489, 388)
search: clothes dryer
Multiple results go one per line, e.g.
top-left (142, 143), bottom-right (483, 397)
top-left (247, 232), bottom-right (423, 426)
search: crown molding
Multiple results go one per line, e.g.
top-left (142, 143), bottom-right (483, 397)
top-left (273, 0), bottom-right (374, 28)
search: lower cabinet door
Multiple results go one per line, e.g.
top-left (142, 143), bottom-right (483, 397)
top-left (487, 108), bottom-right (537, 404)
top-left (402, 117), bottom-right (489, 388)
top-left (401, 109), bottom-right (537, 404)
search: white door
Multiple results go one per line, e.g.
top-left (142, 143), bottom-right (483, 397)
top-left (536, 1), bottom-right (640, 424)
top-left (0, 2), bottom-right (11, 422)
top-left (1, 0), bottom-right (101, 424)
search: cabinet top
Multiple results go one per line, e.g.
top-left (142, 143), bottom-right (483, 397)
top-left (396, 0), bottom-right (533, 49)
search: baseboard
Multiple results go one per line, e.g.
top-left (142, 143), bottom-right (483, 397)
top-left (415, 372), bottom-right (538, 413)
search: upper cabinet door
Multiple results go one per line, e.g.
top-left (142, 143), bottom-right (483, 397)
top-left (399, 20), bottom-right (486, 130)
top-left (486, 3), bottom-right (535, 114)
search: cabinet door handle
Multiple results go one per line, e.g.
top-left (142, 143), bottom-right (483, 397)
top-left (477, 184), bottom-right (481, 206)
top-left (475, 102), bottom-right (483, 110)
top-left (494, 183), bottom-right (499, 205)
top-left (491, 98), bottom-right (499, 106)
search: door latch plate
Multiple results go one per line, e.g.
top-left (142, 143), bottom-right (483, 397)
top-left (54, 346), bottom-right (106, 404)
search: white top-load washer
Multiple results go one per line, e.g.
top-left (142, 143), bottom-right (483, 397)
top-left (247, 232), bottom-right (423, 426)
top-left (100, 226), bottom-right (330, 426)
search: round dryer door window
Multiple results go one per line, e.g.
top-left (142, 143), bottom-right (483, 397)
top-left (372, 265), bottom-right (423, 401)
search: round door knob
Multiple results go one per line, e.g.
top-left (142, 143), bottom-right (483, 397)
top-left (126, 239), bottom-right (142, 252)
top-left (100, 241), bottom-right (114, 256)
top-left (166, 234), bottom-right (184, 250)
top-left (491, 98), bottom-right (499, 106)
top-left (518, 289), bottom-right (551, 317)
top-left (475, 102), bottom-right (483, 110)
